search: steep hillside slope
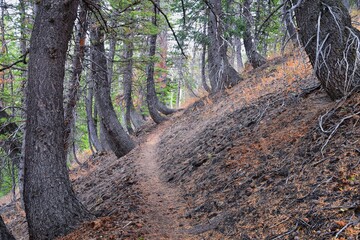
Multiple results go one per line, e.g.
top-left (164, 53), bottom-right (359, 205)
top-left (1, 53), bottom-right (359, 239)
top-left (158, 56), bottom-right (360, 239)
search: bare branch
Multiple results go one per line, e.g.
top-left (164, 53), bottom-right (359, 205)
top-left (0, 50), bottom-right (29, 72)
top-left (256, 3), bottom-right (284, 37)
top-left (147, 0), bottom-right (187, 58)
top-left (320, 110), bottom-right (360, 155)
top-left (181, 0), bottom-right (186, 26)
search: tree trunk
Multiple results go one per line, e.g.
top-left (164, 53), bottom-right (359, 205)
top-left (342, 0), bottom-right (350, 9)
top-left (176, 76), bottom-right (181, 108)
top-left (85, 75), bottom-right (103, 152)
top-left (90, 18), bottom-right (135, 158)
top-left (123, 36), bottom-right (135, 134)
top-left (207, 0), bottom-right (242, 93)
top-left (24, 1), bottom-right (91, 239)
top-left (254, 0), bottom-right (262, 46)
top-left (201, 41), bottom-right (211, 93)
top-left (201, 20), bottom-right (211, 93)
top-left (234, 37), bottom-right (244, 71)
top-left (146, 32), bottom-right (167, 123)
top-left (64, 1), bottom-right (88, 153)
top-left (130, 103), bottom-right (145, 130)
top-left (99, 119), bottom-right (111, 151)
top-left (146, 0), bottom-right (167, 124)
top-left (0, 215), bottom-right (15, 240)
top-left (107, 36), bottom-right (116, 87)
top-left (282, 0), bottom-right (298, 46)
top-left (0, 106), bottom-right (21, 167)
top-left (157, 99), bottom-right (177, 115)
top-left (18, 0), bottom-right (30, 209)
top-left (242, 0), bottom-right (266, 69)
top-left (295, 0), bottom-right (360, 99)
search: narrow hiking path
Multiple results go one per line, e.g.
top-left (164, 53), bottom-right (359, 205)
top-left (134, 121), bottom-right (195, 240)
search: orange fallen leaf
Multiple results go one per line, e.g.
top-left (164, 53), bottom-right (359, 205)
top-left (334, 220), bottom-right (346, 227)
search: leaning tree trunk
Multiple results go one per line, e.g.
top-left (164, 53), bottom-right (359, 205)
top-left (295, 0), bottom-right (360, 100)
top-left (130, 103), bottom-right (145, 129)
top-left (146, 31), bottom-right (167, 124)
top-left (123, 44), bottom-right (145, 131)
top-left (0, 215), bottom-right (15, 240)
top-left (24, 1), bottom-right (91, 239)
top-left (242, 0), bottom-right (266, 69)
top-left (85, 72), bottom-right (103, 152)
top-left (64, 1), bottom-right (88, 153)
top-left (90, 18), bottom-right (135, 158)
top-left (146, 0), bottom-right (167, 124)
top-left (208, 0), bottom-right (242, 93)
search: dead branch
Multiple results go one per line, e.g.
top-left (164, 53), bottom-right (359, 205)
top-left (270, 222), bottom-right (298, 240)
top-left (335, 219), bottom-right (359, 238)
top-left (83, 0), bottom-right (108, 32)
top-left (201, 0), bottom-right (218, 24)
top-left (147, 0), bottom-right (187, 58)
top-left (181, 0), bottom-right (186, 26)
top-left (256, 3), bottom-right (284, 37)
top-left (0, 49), bottom-right (29, 72)
top-left (297, 177), bottom-right (333, 201)
top-left (320, 111), bottom-right (360, 155)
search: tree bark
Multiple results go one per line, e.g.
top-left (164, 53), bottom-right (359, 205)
top-left (201, 41), bottom-right (211, 93)
top-left (146, 0), bottom-right (167, 124)
top-left (282, 0), bottom-right (298, 46)
top-left (242, 0), bottom-right (266, 69)
top-left (0, 106), bottom-right (21, 167)
top-left (85, 74), bottom-right (103, 152)
top-left (107, 36), bottom-right (116, 87)
top-left (146, 32), bottom-right (167, 123)
top-left (201, 19), bottom-right (211, 93)
top-left (234, 36), bottom-right (244, 71)
top-left (90, 18), bottom-right (135, 158)
top-left (123, 35), bottom-right (135, 134)
top-left (295, 0), bottom-right (360, 99)
top-left (99, 119), bottom-right (111, 151)
top-left (207, 0), bottom-right (242, 93)
top-left (0, 215), bottom-right (15, 240)
top-left (24, 1), bottom-right (91, 239)
top-left (0, 106), bottom-right (21, 204)
top-left (130, 103), bottom-right (145, 129)
top-left (18, 0), bottom-right (30, 209)
top-left (64, 1), bottom-right (88, 153)
top-left (342, 0), bottom-right (350, 9)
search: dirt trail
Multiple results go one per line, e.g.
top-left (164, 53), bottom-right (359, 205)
top-left (134, 121), bottom-right (194, 240)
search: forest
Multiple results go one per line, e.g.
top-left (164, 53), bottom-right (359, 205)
top-left (0, 0), bottom-right (360, 239)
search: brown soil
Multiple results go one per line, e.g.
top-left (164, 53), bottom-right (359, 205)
top-left (1, 53), bottom-right (359, 240)
top-left (131, 120), bottom-right (195, 239)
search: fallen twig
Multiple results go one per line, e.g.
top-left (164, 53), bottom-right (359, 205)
top-left (297, 177), bottom-right (333, 201)
top-left (270, 222), bottom-right (298, 240)
top-left (123, 221), bottom-right (132, 228)
top-left (320, 111), bottom-right (360, 155)
top-left (335, 219), bottom-right (359, 238)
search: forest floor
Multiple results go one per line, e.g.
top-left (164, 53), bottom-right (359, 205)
top-left (1, 51), bottom-right (360, 239)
